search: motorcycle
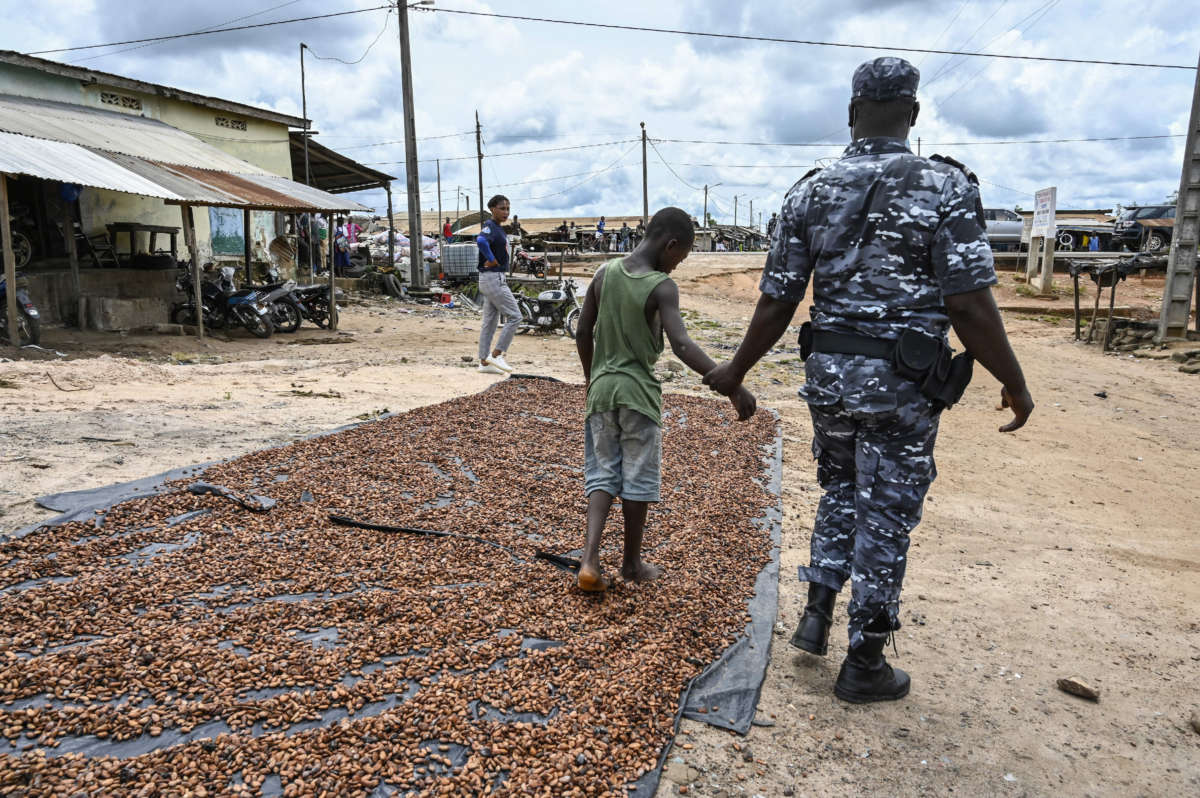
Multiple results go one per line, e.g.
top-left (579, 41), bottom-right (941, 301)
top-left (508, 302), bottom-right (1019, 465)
top-left (255, 267), bottom-right (303, 334)
top-left (516, 277), bottom-right (582, 339)
top-left (0, 271), bottom-right (40, 346)
top-left (512, 244), bottom-right (549, 279)
top-left (170, 265), bottom-right (274, 338)
top-left (1, 202), bottom-right (37, 269)
top-left (292, 283), bottom-right (343, 329)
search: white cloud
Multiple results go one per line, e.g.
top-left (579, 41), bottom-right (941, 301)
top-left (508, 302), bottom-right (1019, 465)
top-left (2, 0), bottom-right (1196, 217)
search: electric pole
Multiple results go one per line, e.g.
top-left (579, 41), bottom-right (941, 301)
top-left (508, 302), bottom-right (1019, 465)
top-left (436, 159), bottom-right (443, 266)
top-left (703, 185), bottom-right (708, 230)
top-left (734, 195), bottom-right (738, 228)
top-left (476, 111), bottom-right (484, 230)
top-left (299, 43), bottom-right (314, 278)
top-left (1158, 48), bottom-right (1200, 340)
top-left (749, 199), bottom-right (753, 231)
top-left (397, 0), bottom-right (425, 288)
top-left (641, 121), bottom-right (648, 226)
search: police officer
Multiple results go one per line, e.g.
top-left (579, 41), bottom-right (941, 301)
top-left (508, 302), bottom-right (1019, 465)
top-left (705, 57), bottom-right (1034, 703)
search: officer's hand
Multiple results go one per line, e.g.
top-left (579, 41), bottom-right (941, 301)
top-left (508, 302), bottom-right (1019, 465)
top-left (486, 259), bottom-right (498, 268)
top-left (703, 362), bottom-right (743, 397)
top-left (998, 385), bottom-right (1034, 432)
top-left (730, 387), bottom-right (757, 421)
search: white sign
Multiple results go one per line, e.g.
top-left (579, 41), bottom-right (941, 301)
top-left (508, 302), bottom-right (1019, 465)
top-left (1030, 187), bottom-right (1057, 238)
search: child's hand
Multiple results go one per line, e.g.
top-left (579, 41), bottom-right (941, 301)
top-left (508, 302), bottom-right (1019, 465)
top-left (731, 387), bottom-right (757, 421)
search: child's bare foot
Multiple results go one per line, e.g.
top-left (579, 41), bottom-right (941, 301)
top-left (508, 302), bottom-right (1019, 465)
top-left (577, 565), bottom-right (606, 592)
top-left (620, 560), bottom-right (661, 583)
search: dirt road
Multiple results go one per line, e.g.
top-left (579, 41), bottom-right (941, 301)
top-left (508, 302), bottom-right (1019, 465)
top-left (2, 253), bottom-right (1197, 796)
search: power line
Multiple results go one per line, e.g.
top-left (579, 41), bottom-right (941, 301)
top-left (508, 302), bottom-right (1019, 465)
top-left (510, 142), bottom-right (639, 202)
top-left (67, 0), bottom-right (307, 64)
top-left (652, 133), bottom-right (1185, 148)
top-left (415, 7), bottom-right (1196, 70)
top-left (27, 5), bottom-right (392, 55)
top-left (647, 138), bottom-right (703, 191)
top-left (365, 138), bottom-right (640, 165)
top-left (337, 131), bottom-right (475, 149)
top-left (305, 6), bottom-right (394, 65)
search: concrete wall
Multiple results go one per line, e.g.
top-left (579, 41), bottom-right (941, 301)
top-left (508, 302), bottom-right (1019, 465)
top-left (24, 268), bottom-right (177, 329)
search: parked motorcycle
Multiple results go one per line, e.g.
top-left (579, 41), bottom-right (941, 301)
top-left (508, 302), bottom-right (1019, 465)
top-left (1, 202), bottom-right (37, 269)
top-left (512, 244), bottom-right (549, 279)
top-left (0, 271), bottom-right (40, 346)
top-left (255, 267), bottom-right (303, 334)
top-left (292, 283), bottom-right (342, 329)
top-left (516, 277), bottom-right (582, 339)
top-left (170, 265), bottom-right (274, 338)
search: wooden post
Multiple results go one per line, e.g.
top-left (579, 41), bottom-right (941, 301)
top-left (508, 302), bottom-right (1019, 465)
top-left (64, 199), bottom-right (81, 328)
top-left (242, 208), bottom-right (253, 285)
top-left (1031, 234), bottom-right (1056, 294)
top-left (180, 204), bottom-right (203, 339)
top-left (1, 173), bottom-right (19, 346)
top-left (327, 213), bottom-right (337, 330)
top-left (385, 182), bottom-right (395, 268)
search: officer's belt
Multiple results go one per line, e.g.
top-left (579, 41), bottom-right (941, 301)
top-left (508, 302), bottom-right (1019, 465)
top-left (811, 329), bottom-right (895, 360)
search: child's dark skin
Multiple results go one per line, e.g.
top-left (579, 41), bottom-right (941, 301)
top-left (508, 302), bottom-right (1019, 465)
top-left (574, 228), bottom-right (756, 590)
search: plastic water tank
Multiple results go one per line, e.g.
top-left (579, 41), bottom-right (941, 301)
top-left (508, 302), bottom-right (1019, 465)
top-left (443, 243), bottom-right (478, 277)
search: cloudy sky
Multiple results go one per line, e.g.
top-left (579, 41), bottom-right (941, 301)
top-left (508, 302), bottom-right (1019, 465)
top-left (6, 0), bottom-right (1198, 225)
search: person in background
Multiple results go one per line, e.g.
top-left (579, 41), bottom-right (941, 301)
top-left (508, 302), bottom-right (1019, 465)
top-left (443, 217), bottom-right (453, 240)
top-left (475, 194), bottom-right (521, 375)
top-left (597, 216), bottom-right (606, 239)
top-left (333, 217), bottom-right (351, 276)
top-left (345, 217), bottom-right (363, 245)
top-left (620, 222), bottom-right (632, 252)
top-left (510, 215), bottom-right (524, 238)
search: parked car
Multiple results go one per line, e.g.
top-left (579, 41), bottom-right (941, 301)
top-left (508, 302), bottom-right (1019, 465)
top-left (1112, 204), bottom-right (1175, 253)
top-left (983, 208), bottom-right (1023, 252)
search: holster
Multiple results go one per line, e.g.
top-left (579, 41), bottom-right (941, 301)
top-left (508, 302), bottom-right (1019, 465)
top-left (804, 324), bottom-right (974, 410)
top-left (893, 329), bottom-right (973, 410)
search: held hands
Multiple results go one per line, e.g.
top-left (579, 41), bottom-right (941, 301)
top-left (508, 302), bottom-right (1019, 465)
top-left (703, 361), bottom-right (744, 397)
top-left (730, 386), bottom-right (757, 421)
top-left (998, 385), bottom-right (1034, 432)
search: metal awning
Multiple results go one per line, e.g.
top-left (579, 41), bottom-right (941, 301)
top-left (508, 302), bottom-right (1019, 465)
top-left (289, 133), bottom-right (396, 194)
top-left (0, 131), bottom-right (182, 200)
top-left (0, 96), bottom-right (369, 212)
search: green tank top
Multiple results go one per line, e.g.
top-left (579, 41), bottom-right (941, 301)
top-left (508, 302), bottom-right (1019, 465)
top-left (586, 259), bottom-right (671, 425)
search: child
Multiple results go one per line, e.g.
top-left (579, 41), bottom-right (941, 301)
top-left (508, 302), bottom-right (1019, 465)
top-left (574, 207), bottom-right (756, 592)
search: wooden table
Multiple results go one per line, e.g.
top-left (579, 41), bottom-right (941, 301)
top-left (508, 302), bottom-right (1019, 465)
top-left (106, 223), bottom-right (180, 262)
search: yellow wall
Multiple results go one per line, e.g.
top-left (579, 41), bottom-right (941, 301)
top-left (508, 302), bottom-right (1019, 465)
top-left (76, 84), bottom-right (294, 178)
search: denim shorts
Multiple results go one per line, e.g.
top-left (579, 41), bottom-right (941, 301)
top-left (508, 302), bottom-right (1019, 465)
top-left (584, 409), bottom-right (662, 502)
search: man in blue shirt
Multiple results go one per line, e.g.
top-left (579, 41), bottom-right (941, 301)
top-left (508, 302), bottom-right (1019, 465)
top-left (476, 194), bottom-right (520, 374)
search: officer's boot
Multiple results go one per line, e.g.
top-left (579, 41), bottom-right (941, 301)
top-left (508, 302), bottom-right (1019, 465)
top-left (789, 583), bottom-right (837, 656)
top-left (833, 616), bottom-right (910, 704)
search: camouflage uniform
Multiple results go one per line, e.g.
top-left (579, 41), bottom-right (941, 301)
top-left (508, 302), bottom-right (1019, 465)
top-left (761, 133), bottom-right (996, 648)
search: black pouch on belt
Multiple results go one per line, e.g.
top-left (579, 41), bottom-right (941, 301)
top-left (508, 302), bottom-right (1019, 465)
top-left (893, 329), bottom-right (974, 410)
top-left (798, 321), bottom-right (814, 360)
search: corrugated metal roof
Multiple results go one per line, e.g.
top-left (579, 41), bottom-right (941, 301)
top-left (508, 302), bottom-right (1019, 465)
top-left (0, 131), bottom-right (183, 200)
top-left (0, 94), bottom-right (273, 175)
top-left (0, 102), bottom-right (371, 212)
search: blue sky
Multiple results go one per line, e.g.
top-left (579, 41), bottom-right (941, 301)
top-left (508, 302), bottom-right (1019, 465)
top-left (4, 0), bottom-right (1198, 224)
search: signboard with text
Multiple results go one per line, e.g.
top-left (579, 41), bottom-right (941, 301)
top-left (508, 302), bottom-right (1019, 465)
top-left (1030, 187), bottom-right (1057, 238)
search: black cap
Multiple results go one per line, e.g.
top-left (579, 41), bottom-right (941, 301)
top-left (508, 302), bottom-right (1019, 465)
top-left (851, 57), bottom-right (920, 102)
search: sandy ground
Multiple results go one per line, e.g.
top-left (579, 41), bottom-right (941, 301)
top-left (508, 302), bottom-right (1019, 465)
top-left (1, 252), bottom-right (1198, 796)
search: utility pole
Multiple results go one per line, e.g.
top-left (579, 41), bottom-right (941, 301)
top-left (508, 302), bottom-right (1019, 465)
top-left (641, 121), bottom-right (648, 226)
top-left (703, 184), bottom-right (708, 230)
top-left (917, 136), bottom-right (921, 157)
top-left (1158, 49), bottom-right (1200, 340)
top-left (397, 0), bottom-right (425, 288)
top-left (436, 159), bottom-right (444, 266)
top-left (476, 111), bottom-right (485, 230)
top-left (749, 199), bottom-right (753, 231)
top-left (299, 42), bottom-right (314, 278)
top-left (734, 195), bottom-right (738, 228)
